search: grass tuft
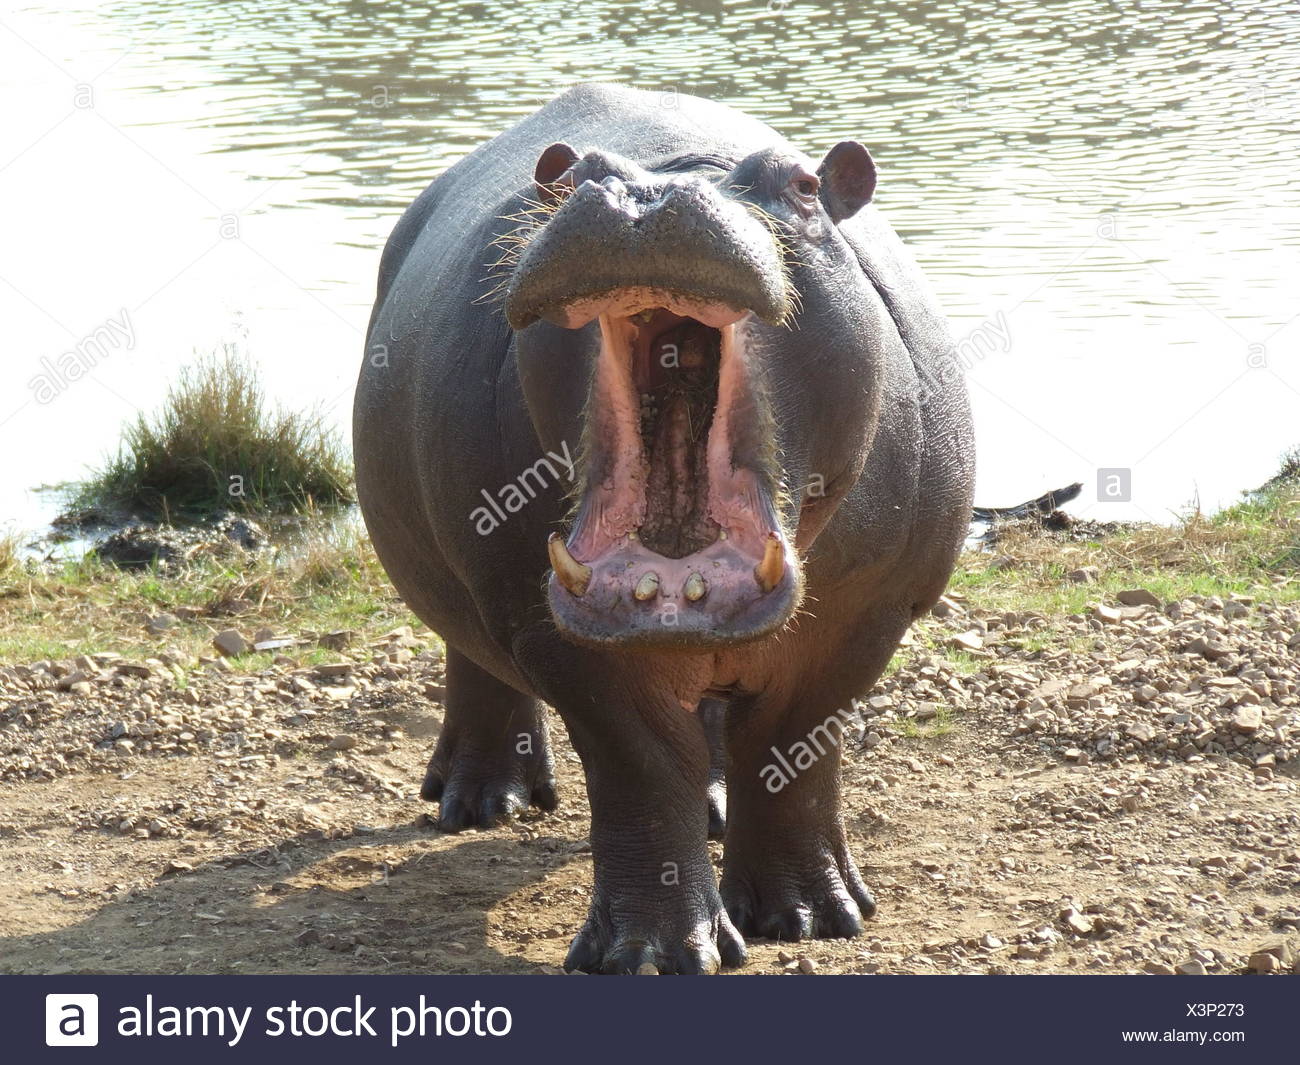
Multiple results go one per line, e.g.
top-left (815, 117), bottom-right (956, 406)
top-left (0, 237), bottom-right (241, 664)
top-left (73, 346), bottom-right (352, 519)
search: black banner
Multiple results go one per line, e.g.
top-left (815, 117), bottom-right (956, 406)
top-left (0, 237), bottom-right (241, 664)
top-left (7, 974), bottom-right (1292, 1062)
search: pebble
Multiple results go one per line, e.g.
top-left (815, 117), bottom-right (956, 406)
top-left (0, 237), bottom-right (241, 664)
top-left (212, 629), bottom-right (249, 657)
top-left (1231, 706), bottom-right (1263, 734)
top-left (1117, 588), bottom-right (1161, 607)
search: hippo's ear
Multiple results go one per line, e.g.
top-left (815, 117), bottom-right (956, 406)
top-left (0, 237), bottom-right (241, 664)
top-left (534, 142), bottom-right (580, 202)
top-left (815, 141), bottom-right (876, 223)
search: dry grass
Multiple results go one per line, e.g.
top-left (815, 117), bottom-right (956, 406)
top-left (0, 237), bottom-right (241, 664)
top-left (953, 470), bottom-right (1300, 615)
top-left (73, 346), bottom-right (352, 520)
top-left (0, 522), bottom-right (421, 668)
top-left (0, 530), bottom-right (20, 583)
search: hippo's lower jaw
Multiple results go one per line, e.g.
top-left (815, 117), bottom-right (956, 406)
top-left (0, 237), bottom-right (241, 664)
top-left (545, 288), bottom-right (802, 651)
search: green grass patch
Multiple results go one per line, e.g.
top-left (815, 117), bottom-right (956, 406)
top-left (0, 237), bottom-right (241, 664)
top-left (72, 346), bottom-right (352, 520)
top-left (896, 707), bottom-right (954, 740)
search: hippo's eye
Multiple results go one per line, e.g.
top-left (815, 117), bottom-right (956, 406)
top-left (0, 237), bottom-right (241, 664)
top-left (787, 166), bottom-right (820, 202)
top-left (785, 166), bottom-right (816, 208)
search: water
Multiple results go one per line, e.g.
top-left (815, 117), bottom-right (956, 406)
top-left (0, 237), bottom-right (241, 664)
top-left (2, 0), bottom-right (1298, 540)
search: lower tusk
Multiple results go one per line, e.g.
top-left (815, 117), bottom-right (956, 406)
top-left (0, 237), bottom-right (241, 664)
top-left (683, 572), bottom-right (708, 602)
top-left (754, 532), bottom-right (784, 593)
top-left (548, 533), bottom-right (592, 597)
top-left (634, 571), bottom-right (661, 601)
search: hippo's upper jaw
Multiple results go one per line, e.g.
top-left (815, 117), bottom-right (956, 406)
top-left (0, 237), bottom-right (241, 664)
top-left (540, 290), bottom-right (801, 651)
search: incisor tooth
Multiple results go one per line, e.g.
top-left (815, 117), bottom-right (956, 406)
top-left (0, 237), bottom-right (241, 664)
top-left (754, 533), bottom-right (784, 593)
top-left (634, 572), bottom-right (660, 601)
top-left (684, 572), bottom-right (707, 602)
top-left (547, 533), bottom-right (592, 597)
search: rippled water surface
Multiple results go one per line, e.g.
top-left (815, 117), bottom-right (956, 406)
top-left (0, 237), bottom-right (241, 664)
top-left (2, 0), bottom-right (1297, 530)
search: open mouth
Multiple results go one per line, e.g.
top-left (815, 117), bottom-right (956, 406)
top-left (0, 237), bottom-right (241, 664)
top-left (546, 287), bottom-right (801, 649)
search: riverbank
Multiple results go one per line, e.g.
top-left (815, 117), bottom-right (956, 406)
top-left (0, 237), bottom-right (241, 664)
top-left (0, 473), bottom-right (1296, 975)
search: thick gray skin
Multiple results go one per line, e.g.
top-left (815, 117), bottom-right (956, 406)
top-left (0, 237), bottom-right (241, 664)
top-left (355, 84), bottom-right (974, 974)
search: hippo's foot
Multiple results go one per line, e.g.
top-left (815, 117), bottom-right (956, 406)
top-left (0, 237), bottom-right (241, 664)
top-left (421, 648), bottom-right (557, 832)
top-left (564, 890), bottom-right (746, 975)
top-left (421, 732), bottom-right (557, 832)
top-left (721, 832), bottom-right (876, 942)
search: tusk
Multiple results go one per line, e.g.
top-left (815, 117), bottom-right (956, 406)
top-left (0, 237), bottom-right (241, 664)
top-left (683, 572), bottom-right (707, 602)
top-left (548, 533), bottom-right (592, 597)
top-left (754, 533), bottom-right (784, 593)
top-left (634, 571), bottom-right (661, 601)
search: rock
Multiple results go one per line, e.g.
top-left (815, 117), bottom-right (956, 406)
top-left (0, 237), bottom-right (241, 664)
top-left (1143, 960), bottom-right (1176, 975)
top-left (950, 630), bottom-right (984, 652)
top-left (319, 630), bottom-right (355, 651)
top-left (931, 597), bottom-right (962, 619)
top-left (797, 957), bottom-right (818, 974)
top-left (1251, 942), bottom-right (1294, 968)
top-left (315, 662), bottom-right (354, 678)
top-left (1067, 567), bottom-right (1098, 584)
top-left (212, 512), bottom-right (266, 551)
top-left (1117, 588), bottom-right (1160, 607)
top-left (328, 735), bottom-right (358, 751)
top-left (1092, 603), bottom-right (1146, 623)
top-left (56, 670), bottom-right (91, 691)
top-left (1231, 706), bottom-right (1263, 734)
top-left (1062, 908), bottom-right (1094, 935)
top-left (1175, 960), bottom-right (1206, 975)
top-left (115, 661), bottom-right (152, 678)
top-left (1246, 951), bottom-right (1281, 974)
top-left (212, 629), bottom-right (249, 657)
top-left (1186, 636), bottom-right (1231, 660)
top-left (635, 962), bottom-right (658, 975)
top-left (980, 933), bottom-right (1003, 950)
top-left (164, 859), bottom-right (193, 875)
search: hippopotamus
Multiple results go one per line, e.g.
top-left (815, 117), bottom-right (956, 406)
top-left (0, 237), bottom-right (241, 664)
top-left (354, 83), bottom-right (974, 974)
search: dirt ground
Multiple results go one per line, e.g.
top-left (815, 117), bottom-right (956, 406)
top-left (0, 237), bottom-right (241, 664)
top-left (1, 600), bottom-right (1298, 976)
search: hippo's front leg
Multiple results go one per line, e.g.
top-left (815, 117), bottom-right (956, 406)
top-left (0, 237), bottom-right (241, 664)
top-left (720, 695), bottom-right (877, 943)
top-left (556, 694), bottom-right (746, 975)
